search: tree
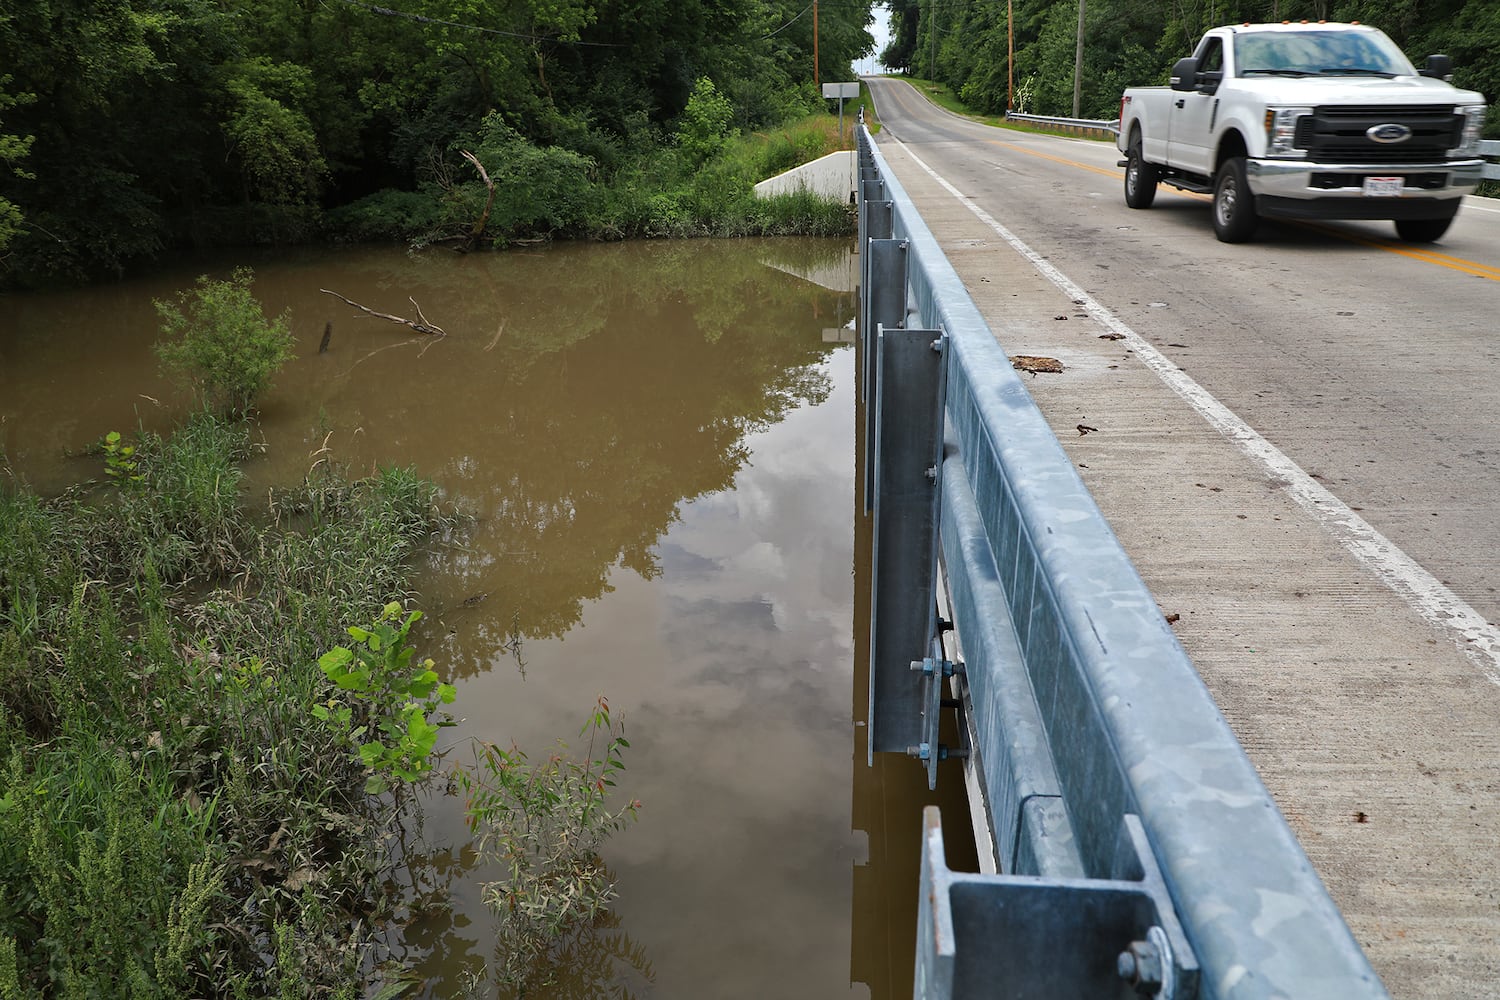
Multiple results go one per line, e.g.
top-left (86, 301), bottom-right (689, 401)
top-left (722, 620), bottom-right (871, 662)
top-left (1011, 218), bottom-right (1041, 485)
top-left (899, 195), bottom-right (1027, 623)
top-left (0, 75), bottom-right (32, 254)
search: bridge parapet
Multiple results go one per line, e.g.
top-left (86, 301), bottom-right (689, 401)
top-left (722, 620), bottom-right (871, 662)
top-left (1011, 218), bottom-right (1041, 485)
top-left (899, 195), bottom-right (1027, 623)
top-left (856, 121), bottom-right (1389, 1000)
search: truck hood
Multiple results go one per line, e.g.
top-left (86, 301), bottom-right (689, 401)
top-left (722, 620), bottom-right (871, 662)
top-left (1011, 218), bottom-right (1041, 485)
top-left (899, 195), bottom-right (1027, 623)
top-left (1231, 75), bottom-right (1485, 106)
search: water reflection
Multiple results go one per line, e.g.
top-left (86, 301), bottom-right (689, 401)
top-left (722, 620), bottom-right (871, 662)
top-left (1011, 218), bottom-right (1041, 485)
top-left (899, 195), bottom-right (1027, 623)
top-left (1, 237), bottom-right (951, 999)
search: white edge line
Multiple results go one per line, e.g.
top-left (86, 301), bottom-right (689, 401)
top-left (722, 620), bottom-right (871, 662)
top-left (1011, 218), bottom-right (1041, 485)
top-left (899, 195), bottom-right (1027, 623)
top-left (892, 138), bottom-right (1500, 688)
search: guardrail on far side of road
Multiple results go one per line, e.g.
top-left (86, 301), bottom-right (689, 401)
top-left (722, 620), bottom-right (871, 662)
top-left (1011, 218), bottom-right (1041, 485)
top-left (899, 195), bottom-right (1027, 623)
top-left (1479, 139), bottom-right (1500, 181)
top-left (1003, 111), bottom-right (1119, 139)
top-left (1007, 113), bottom-right (1500, 182)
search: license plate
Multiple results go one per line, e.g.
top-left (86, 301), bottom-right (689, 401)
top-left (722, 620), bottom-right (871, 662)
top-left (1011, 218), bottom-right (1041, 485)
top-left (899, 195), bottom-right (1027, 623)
top-left (1363, 176), bottom-right (1404, 197)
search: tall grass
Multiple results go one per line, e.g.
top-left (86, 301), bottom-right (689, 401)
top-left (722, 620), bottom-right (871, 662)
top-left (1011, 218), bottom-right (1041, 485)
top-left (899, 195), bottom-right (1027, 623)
top-left (0, 416), bottom-right (454, 998)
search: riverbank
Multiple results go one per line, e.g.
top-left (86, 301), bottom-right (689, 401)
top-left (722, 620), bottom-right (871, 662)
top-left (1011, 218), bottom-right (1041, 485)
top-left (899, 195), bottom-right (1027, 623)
top-left (0, 410), bottom-right (455, 996)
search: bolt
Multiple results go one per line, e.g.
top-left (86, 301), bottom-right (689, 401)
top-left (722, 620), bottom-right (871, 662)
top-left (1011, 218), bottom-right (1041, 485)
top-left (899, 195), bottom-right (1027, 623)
top-left (1117, 938), bottom-right (1164, 996)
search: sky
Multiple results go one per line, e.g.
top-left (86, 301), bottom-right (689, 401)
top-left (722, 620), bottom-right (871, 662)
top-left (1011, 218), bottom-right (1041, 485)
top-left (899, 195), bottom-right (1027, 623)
top-left (859, 3), bottom-right (892, 76)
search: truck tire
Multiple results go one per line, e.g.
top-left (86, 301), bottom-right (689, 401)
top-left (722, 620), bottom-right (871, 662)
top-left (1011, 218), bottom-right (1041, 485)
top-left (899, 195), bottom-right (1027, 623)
top-left (1124, 135), bottom-right (1158, 209)
top-left (1394, 216), bottom-right (1454, 243)
top-left (1212, 156), bottom-right (1258, 243)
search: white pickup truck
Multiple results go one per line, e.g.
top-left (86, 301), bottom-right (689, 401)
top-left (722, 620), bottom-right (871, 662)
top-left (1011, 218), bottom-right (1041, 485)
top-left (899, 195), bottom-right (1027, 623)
top-left (1116, 22), bottom-right (1487, 243)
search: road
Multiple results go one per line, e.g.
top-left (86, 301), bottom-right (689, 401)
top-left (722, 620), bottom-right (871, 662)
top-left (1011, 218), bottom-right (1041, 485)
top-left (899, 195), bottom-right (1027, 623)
top-left (862, 76), bottom-right (1500, 999)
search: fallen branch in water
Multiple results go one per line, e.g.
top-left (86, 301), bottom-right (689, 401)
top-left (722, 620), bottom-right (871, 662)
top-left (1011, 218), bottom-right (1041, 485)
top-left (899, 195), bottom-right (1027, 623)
top-left (320, 289), bottom-right (448, 337)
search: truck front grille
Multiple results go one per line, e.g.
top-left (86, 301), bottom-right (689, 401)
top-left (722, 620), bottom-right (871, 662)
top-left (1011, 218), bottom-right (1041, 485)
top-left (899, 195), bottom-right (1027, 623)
top-left (1294, 105), bottom-right (1461, 163)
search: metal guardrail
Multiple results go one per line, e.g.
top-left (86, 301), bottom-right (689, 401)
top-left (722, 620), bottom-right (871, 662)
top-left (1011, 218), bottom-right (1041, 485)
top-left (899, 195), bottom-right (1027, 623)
top-left (1480, 139), bottom-right (1500, 181)
top-left (1003, 118), bottom-right (1499, 181)
top-left (1004, 111), bottom-right (1120, 138)
top-left (856, 121), bottom-right (1390, 999)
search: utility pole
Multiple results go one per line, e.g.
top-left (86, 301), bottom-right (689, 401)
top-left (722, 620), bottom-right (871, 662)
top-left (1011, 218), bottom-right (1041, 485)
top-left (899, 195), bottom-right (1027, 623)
top-left (1072, 0), bottom-right (1085, 117)
top-left (1008, 0), bottom-right (1014, 111)
top-left (929, 1), bottom-right (938, 79)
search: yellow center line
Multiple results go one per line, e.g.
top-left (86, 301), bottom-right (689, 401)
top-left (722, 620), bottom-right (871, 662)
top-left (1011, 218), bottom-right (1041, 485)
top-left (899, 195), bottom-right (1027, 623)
top-left (985, 138), bottom-right (1121, 180)
top-left (984, 138), bottom-right (1500, 282)
top-left (1299, 222), bottom-right (1500, 279)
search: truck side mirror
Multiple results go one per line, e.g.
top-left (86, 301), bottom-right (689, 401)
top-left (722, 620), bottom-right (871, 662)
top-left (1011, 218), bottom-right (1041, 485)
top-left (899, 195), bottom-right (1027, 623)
top-left (1170, 57), bottom-right (1199, 92)
top-left (1419, 54), bottom-right (1453, 80)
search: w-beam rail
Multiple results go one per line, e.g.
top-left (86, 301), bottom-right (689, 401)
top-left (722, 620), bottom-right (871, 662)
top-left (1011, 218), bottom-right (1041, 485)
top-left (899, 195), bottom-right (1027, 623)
top-left (1002, 112), bottom-right (1500, 182)
top-left (856, 120), bottom-right (1389, 1000)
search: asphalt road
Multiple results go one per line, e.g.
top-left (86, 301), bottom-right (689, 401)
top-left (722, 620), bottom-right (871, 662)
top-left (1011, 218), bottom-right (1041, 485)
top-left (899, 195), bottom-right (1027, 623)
top-left (862, 76), bottom-right (1500, 999)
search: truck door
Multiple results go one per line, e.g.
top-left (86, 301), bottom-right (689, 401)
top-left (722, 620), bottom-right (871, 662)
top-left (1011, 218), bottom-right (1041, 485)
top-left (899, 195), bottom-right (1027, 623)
top-left (1167, 35), bottom-right (1224, 178)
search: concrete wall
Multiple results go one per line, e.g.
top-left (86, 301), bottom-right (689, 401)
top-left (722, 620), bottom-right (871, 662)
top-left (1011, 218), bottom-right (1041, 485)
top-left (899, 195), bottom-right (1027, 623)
top-left (753, 150), bottom-right (856, 204)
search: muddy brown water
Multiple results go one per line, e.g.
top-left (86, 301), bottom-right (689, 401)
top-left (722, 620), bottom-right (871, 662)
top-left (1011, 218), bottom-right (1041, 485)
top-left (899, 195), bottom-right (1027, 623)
top-left (0, 239), bottom-right (971, 998)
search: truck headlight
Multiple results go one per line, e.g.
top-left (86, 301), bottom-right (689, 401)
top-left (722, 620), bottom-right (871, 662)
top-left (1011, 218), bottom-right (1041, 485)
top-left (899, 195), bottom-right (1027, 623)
top-left (1451, 105), bottom-right (1486, 158)
top-left (1264, 106), bottom-right (1313, 158)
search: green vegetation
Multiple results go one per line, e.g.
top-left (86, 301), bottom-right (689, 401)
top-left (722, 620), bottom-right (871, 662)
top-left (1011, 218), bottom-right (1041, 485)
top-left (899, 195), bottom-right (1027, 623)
top-left (458, 698), bottom-right (640, 994)
top-left (883, 0), bottom-right (1500, 133)
top-left (0, 409), bottom-right (454, 995)
top-left (314, 603), bottom-right (457, 796)
top-left (154, 270), bottom-right (296, 415)
top-left (331, 108), bottom-right (856, 249)
top-left (0, 0), bottom-right (876, 286)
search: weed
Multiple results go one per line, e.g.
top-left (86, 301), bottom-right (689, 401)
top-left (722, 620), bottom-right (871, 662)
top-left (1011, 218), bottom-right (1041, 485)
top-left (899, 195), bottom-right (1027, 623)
top-left (0, 413), bottom-right (452, 998)
top-left (456, 697), bottom-right (640, 993)
top-left (313, 602), bottom-right (457, 795)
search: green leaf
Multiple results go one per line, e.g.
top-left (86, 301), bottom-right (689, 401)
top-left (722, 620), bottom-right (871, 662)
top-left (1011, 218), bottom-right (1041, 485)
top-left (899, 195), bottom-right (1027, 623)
top-left (318, 647), bottom-right (354, 674)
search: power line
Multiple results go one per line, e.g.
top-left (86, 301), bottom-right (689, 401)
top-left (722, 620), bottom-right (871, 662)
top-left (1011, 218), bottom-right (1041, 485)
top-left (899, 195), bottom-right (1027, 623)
top-left (761, 3), bottom-right (815, 39)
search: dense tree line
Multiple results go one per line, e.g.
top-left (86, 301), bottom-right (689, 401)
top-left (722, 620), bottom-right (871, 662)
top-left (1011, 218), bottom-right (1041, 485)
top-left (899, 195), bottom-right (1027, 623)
top-left (883, 0), bottom-right (1498, 130)
top-left (0, 0), bottom-right (874, 286)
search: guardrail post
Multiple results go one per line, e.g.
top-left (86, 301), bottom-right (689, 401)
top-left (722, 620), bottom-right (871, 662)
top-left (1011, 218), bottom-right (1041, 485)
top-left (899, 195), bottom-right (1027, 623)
top-left (859, 184), bottom-right (891, 301)
top-left (861, 235), bottom-right (903, 512)
top-left (868, 326), bottom-right (947, 772)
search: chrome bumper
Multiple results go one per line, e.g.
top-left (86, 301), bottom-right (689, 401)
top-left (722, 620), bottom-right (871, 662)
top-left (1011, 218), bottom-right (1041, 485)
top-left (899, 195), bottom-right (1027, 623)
top-left (1247, 158), bottom-right (1485, 200)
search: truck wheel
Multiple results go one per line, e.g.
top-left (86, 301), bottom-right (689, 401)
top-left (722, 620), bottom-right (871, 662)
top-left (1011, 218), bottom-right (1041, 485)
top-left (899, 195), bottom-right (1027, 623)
top-left (1124, 136), bottom-right (1158, 209)
top-left (1212, 157), bottom-right (1257, 243)
top-left (1394, 216), bottom-right (1453, 243)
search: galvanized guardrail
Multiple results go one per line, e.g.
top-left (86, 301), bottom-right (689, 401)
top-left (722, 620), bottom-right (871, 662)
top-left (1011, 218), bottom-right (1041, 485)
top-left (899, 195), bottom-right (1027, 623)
top-left (1004, 111), bottom-right (1120, 138)
top-left (1480, 138), bottom-right (1500, 180)
top-left (1005, 116), bottom-right (1499, 182)
top-left (856, 121), bottom-right (1390, 999)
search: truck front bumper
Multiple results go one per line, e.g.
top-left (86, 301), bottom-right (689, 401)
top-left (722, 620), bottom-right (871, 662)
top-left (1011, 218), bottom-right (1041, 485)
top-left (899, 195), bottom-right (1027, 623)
top-left (1246, 158), bottom-right (1485, 220)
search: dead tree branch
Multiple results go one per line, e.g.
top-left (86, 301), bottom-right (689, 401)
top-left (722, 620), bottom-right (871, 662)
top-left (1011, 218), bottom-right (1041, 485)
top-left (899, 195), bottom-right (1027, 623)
top-left (320, 289), bottom-right (447, 337)
top-left (460, 150), bottom-right (495, 253)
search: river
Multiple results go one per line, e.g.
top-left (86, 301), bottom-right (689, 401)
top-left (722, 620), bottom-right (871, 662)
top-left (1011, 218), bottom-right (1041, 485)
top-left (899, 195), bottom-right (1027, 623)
top-left (0, 238), bottom-right (970, 998)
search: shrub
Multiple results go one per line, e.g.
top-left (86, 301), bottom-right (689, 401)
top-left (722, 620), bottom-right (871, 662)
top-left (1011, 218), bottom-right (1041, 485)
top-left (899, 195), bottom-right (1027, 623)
top-left (324, 186), bottom-right (450, 243)
top-left (457, 697), bottom-right (639, 993)
top-left (466, 115), bottom-right (601, 245)
top-left (675, 77), bottom-right (736, 165)
top-left (154, 269), bottom-right (294, 415)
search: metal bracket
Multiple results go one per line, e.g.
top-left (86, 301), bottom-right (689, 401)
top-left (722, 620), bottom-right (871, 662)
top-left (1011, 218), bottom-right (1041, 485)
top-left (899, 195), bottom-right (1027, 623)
top-left (907, 656), bottom-right (965, 789)
top-left (916, 807), bottom-right (1200, 1000)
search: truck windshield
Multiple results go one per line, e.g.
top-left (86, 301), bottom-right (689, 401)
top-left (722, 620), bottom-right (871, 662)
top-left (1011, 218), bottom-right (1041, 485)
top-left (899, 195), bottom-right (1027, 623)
top-left (1235, 30), bottom-right (1416, 78)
